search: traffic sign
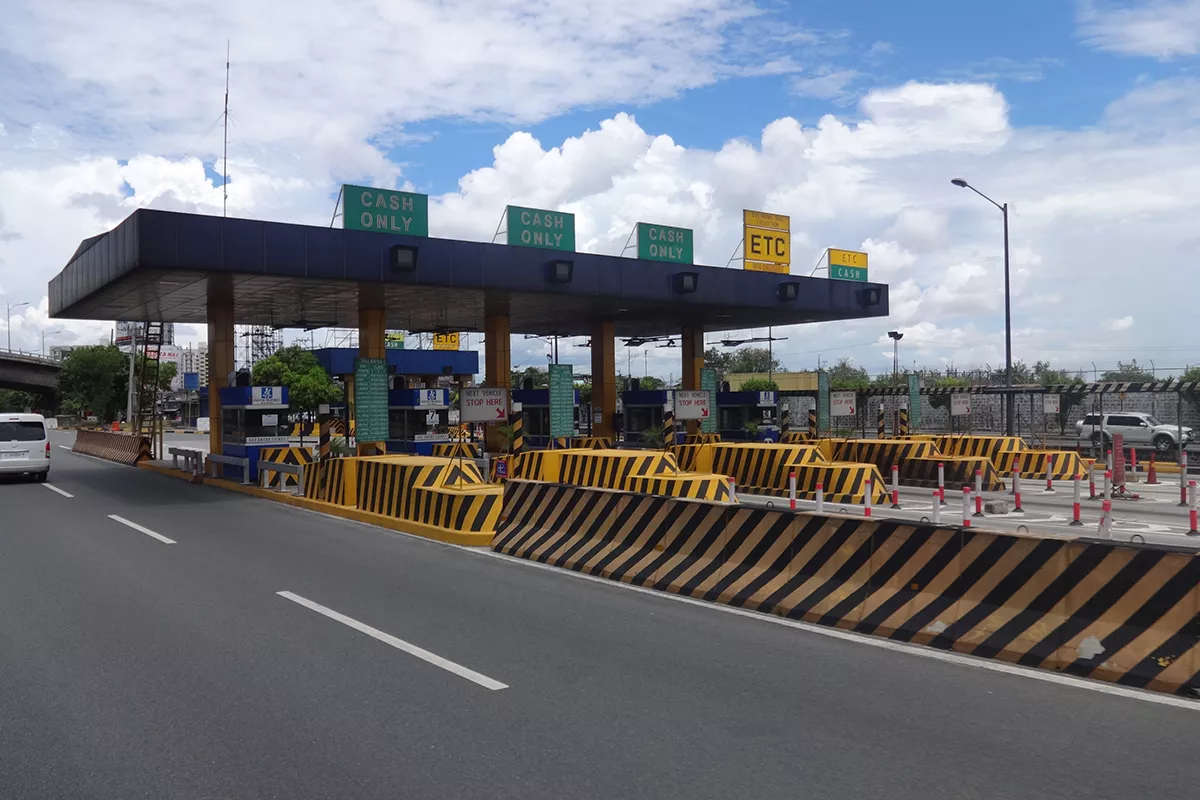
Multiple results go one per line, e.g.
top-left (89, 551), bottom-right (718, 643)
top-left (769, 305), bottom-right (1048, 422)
top-left (548, 364), bottom-right (574, 439)
top-left (675, 390), bottom-right (710, 420)
top-left (951, 394), bottom-right (971, 417)
top-left (433, 332), bottom-right (460, 351)
top-left (342, 185), bottom-right (429, 236)
top-left (742, 209), bottom-right (791, 275)
top-left (828, 248), bottom-right (869, 282)
top-left (460, 387), bottom-right (508, 422)
top-left (506, 205), bottom-right (576, 251)
top-left (831, 391), bottom-right (857, 416)
top-left (1043, 394), bottom-right (1061, 414)
top-left (636, 223), bottom-right (693, 265)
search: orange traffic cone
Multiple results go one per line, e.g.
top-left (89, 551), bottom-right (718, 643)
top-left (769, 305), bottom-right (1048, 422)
top-left (1147, 453), bottom-right (1159, 485)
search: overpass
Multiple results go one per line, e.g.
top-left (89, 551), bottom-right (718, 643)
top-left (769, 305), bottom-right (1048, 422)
top-left (0, 350), bottom-right (60, 396)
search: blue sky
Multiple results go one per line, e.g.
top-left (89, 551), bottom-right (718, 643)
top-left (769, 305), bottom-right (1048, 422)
top-left (4, 0), bottom-right (1200, 376)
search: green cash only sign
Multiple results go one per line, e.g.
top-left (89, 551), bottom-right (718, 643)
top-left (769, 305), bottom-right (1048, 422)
top-left (636, 223), bottom-right (693, 265)
top-left (506, 206), bottom-right (575, 251)
top-left (700, 368), bottom-right (717, 434)
top-left (343, 185), bottom-right (429, 236)
top-left (907, 373), bottom-right (921, 428)
top-left (548, 364), bottom-right (575, 440)
top-left (354, 357), bottom-right (390, 443)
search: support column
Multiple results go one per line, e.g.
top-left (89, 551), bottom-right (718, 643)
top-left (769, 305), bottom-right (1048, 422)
top-left (484, 313), bottom-right (511, 452)
top-left (591, 321), bottom-right (616, 440)
top-left (681, 326), bottom-right (704, 433)
top-left (357, 288), bottom-right (386, 456)
top-left (206, 277), bottom-right (235, 457)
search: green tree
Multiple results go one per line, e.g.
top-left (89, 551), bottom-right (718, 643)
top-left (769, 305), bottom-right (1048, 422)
top-left (57, 345), bottom-right (129, 422)
top-left (827, 357), bottom-right (871, 390)
top-left (704, 347), bottom-right (734, 379)
top-left (0, 389), bottom-right (38, 412)
top-left (1101, 359), bottom-right (1154, 382)
top-left (1180, 366), bottom-right (1200, 383)
top-left (135, 355), bottom-right (177, 391)
top-left (739, 377), bottom-right (778, 391)
top-left (727, 347), bottom-right (781, 375)
top-left (639, 375), bottom-right (666, 390)
top-left (252, 345), bottom-right (341, 415)
top-left (510, 366), bottom-right (548, 389)
top-left (574, 381), bottom-right (592, 405)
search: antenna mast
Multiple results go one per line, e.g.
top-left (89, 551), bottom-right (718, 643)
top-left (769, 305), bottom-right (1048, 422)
top-left (223, 41), bottom-right (230, 217)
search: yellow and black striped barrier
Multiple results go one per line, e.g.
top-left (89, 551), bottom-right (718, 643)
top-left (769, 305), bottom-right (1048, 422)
top-left (899, 456), bottom-right (1005, 492)
top-left (931, 435), bottom-right (1023, 468)
top-left (683, 433), bottom-right (721, 444)
top-left (807, 408), bottom-right (817, 438)
top-left (510, 409), bottom-right (524, 454)
top-left (996, 450), bottom-right (1088, 481)
top-left (303, 456), bottom-right (353, 505)
top-left (876, 404), bottom-right (885, 438)
top-left (780, 407), bottom-right (790, 436)
top-left (318, 417), bottom-right (332, 462)
top-left (626, 475), bottom-right (731, 502)
top-left (432, 442), bottom-right (481, 459)
top-left (898, 407), bottom-right (910, 436)
top-left (663, 409), bottom-right (676, 447)
top-left (708, 443), bottom-right (826, 495)
top-left (258, 446), bottom-right (314, 489)
top-left (570, 436), bottom-right (613, 450)
top-left (559, 450), bottom-right (678, 489)
top-left (832, 439), bottom-right (940, 478)
top-left (780, 431), bottom-right (813, 445)
top-left (494, 481), bottom-right (1200, 697)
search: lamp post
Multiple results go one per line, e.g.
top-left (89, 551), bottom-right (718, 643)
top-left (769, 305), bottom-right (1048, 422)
top-left (951, 178), bottom-right (1013, 436)
top-left (5, 301), bottom-right (29, 352)
top-left (42, 328), bottom-right (64, 357)
top-left (887, 331), bottom-right (903, 385)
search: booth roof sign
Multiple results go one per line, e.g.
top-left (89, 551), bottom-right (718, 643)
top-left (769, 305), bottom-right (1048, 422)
top-left (342, 185), bottom-right (429, 236)
top-left (506, 206), bottom-right (576, 252)
top-left (829, 248), bottom-right (869, 282)
top-left (636, 223), bottom-right (693, 265)
top-left (433, 332), bottom-right (460, 351)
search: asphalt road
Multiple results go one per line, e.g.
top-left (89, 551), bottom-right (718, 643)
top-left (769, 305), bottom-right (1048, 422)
top-left (2, 431), bottom-right (1198, 799)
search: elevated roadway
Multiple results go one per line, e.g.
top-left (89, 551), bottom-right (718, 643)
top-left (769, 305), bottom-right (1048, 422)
top-left (0, 350), bottom-right (59, 395)
top-left (1, 429), bottom-right (1196, 799)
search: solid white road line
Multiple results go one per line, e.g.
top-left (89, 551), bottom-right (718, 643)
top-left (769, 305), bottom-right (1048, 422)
top-left (106, 514), bottom-right (177, 544)
top-left (57, 445), bottom-right (72, 450)
top-left (276, 590), bottom-right (508, 691)
top-left (42, 483), bottom-right (74, 498)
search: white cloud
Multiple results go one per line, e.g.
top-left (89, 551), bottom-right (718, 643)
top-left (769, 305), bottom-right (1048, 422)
top-left (790, 68), bottom-right (860, 102)
top-left (1078, 0), bottom-right (1200, 59)
top-left (1108, 315), bottom-right (1136, 331)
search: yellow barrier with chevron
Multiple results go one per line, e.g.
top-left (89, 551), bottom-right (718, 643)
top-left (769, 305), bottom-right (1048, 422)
top-left (432, 442), bottom-right (481, 459)
top-left (303, 457), bottom-right (354, 505)
top-left (996, 449), bottom-right (1088, 480)
top-left (510, 447), bottom-right (732, 501)
top-left (929, 435), bottom-right (1023, 465)
top-left (672, 442), bottom-right (886, 504)
top-left (832, 439), bottom-right (940, 477)
top-left (780, 431), bottom-right (814, 444)
top-left (258, 446), bottom-right (314, 489)
top-left (898, 456), bottom-right (1006, 491)
top-left (494, 481), bottom-right (1200, 697)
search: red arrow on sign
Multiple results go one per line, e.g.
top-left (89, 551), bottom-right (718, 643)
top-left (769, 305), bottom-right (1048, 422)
top-left (701, 407), bottom-right (709, 418)
top-left (495, 407), bottom-right (506, 419)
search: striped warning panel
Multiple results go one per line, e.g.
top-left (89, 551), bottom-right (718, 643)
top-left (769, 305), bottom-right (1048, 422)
top-left (780, 431), bottom-right (813, 444)
top-left (357, 458), bottom-right (500, 533)
top-left (670, 443), bottom-right (710, 472)
top-left (558, 450), bottom-right (678, 489)
top-left (302, 457), bottom-right (351, 505)
top-left (932, 435), bottom-right (1024, 466)
top-left (289, 422), bottom-right (321, 437)
top-left (899, 456), bottom-right (1006, 492)
top-left (790, 463), bottom-right (889, 504)
top-left (684, 433), bottom-right (722, 444)
top-left (996, 450), bottom-right (1088, 480)
top-left (258, 446), bottom-right (314, 489)
top-left (570, 436), bottom-right (614, 450)
top-left (431, 442), bottom-right (481, 460)
top-left (832, 440), bottom-right (939, 477)
top-left (510, 450), bottom-right (550, 480)
top-left (494, 481), bottom-right (1200, 697)
top-left (709, 443), bottom-right (829, 496)
top-left (626, 475), bottom-right (732, 502)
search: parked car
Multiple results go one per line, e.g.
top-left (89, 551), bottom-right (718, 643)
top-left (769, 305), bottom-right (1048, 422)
top-left (0, 413), bottom-right (51, 481)
top-left (1075, 411), bottom-right (1192, 452)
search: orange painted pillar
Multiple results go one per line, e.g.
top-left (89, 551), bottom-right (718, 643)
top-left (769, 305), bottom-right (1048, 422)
top-left (591, 321), bottom-right (616, 439)
top-left (206, 277), bottom-right (235, 456)
top-left (484, 313), bottom-right (511, 452)
top-left (681, 326), bottom-right (704, 433)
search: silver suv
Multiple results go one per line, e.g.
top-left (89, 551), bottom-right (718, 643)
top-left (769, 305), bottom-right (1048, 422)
top-left (1075, 411), bottom-right (1193, 452)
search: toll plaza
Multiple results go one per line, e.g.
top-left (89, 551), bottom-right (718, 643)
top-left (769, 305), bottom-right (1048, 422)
top-left (511, 387), bottom-right (580, 445)
top-left (217, 384), bottom-right (289, 483)
top-left (620, 386), bottom-right (670, 443)
top-left (716, 389), bottom-right (779, 441)
top-left (48, 201), bottom-right (888, 461)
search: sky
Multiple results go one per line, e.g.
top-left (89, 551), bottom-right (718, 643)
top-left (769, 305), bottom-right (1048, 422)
top-left (3, 0), bottom-right (1200, 380)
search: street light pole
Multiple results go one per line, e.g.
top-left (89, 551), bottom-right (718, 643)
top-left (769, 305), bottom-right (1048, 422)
top-left (952, 178), bottom-right (1014, 436)
top-left (6, 301), bottom-right (29, 352)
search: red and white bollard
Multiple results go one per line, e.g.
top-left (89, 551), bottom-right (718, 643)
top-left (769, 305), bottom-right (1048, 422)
top-left (1070, 476), bottom-right (1083, 527)
top-left (1188, 480), bottom-right (1198, 537)
top-left (1088, 464), bottom-right (1097, 500)
top-left (1180, 451), bottom-right (1189, 507)
top-left (1106, 448), bottom-right (1113, 472)
top-left (1099, 499), bottom-right (1113, 539)
top-left (931, 489), bottom-right (941, 525)
top-left (890, 464), bottom-right (901, 509)
top-left (962, 486), bottom-right (972, 528)
top-left (729, 478), bottom-right (738, 504)
top-left (937, 462), bottom-right (946, 505)
top-left (788, 470), bottom-right (797, 510)
top-left (1103, 470), bottom-right (1111, 500)
top-left (864, 478), bottom-right (873, 518)
top-left (816, 481), bottom-right (825, 514)
top-left (1012, 470), bottom-right (1024, 513)
top-left (1044, 454), bottom-right (1056, 493)
top-left (973, 469), bottom-right (984, 517)
top-left (1130, 448), bottom-right (1138, 476)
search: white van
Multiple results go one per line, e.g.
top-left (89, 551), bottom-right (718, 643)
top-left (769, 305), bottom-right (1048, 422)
top-left (0, 413), bottom-right (51, 481)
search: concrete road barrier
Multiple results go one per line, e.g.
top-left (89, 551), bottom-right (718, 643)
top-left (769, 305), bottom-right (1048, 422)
top-left (494, 480), bottom-right (1200, 697)
top-left (72, 429), bottom-right (151, 465)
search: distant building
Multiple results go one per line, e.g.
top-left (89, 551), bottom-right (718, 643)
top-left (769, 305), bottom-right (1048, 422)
top-left (179, 344), bottom-right (208, 385)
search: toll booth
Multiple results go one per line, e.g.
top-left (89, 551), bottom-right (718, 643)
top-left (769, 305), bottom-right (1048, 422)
top-left (218, 385), bottom-right (290, 482)
top-left (512, 388), bottom-right (580, 447)
top-left (621, 389), bottom-right (669, 443)
top-left (387, 387), bottom-right (451, 455)
top-left (717, 390), bottom-right (780, 441)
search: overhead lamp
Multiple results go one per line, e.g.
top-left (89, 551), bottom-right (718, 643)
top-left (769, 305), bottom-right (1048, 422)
top-left (390, 244), bottom-right (418, 272)
top-left (858, 287), bottom-right (881, 307)
top-left (778, 281), bottom-right (801, 301)
top-left (672, 271), bottom-right (698, 294)
top-left (546, 259), bottom-right (574, 284)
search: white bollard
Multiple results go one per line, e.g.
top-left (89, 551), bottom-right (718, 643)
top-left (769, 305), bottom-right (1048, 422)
top-left (1099, 499), bottom-right (1113, 539)
top-left (816, 481), bottom-right (825, 514)
top-left (973, 469), bottom-right (984, 518)
top-left (962, 486), bottom-right (972, 528)
top-left (890, 464), bottom-right (901, 509)
top-left (864, 478), bottom-right (873, 518)
top-left (729, 478), bottom-right (738, 504)
top-left (931, 489), bottom-right (941, 525)
top-left (937, 462), bottom-right (946, 505)
top-left (1181, 451), bottom-right (1189, 507)
top-left (1012, 471), bottom-right (1024, 513)
top-left (1070, 476), bottom-right (1083, 527)
top-left (1189, 480), bottom-right (1198, 536)
top-left (788, 470), bottom-right (797, 511)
